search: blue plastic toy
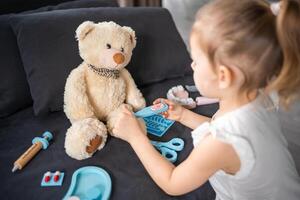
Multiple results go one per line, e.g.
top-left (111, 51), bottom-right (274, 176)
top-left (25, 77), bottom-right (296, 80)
top-left (135, 103), bottom-right (175, 137)
top-left (12, 131), bottom-right (53, 173)
top-left (63, 166), bottom-right (112, 200)
top-left (32, 131), bottom-right (53, 150)
top-left (134, 102), bottom-right (169, 118)
top-left (144, 115), bottom-right (175, 137)
top-left (41, 171), bottom-right (64, 187)
top-left (151, 138), bottom-right (184, 163)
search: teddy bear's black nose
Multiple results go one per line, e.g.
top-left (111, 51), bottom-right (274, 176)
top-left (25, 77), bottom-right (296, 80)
top-left (113, 53), bottom-right (125, 64)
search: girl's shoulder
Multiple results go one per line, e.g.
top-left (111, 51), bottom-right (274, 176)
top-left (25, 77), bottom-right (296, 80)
top-left (212, 91), bottom-right (280, 136)
top-left (192, 91), bottom-right (281, 179)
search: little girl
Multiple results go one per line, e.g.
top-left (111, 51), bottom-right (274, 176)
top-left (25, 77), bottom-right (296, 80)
top-left (113, 0), bottom-right (300, 199)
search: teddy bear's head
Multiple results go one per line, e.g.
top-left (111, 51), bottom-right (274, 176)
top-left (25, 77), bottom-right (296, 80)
top-left (76, 21), bottom-right (136, 71)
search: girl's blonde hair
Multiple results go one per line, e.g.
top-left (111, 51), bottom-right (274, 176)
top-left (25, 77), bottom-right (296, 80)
top-left (192, 0), bottom-right (300, 107)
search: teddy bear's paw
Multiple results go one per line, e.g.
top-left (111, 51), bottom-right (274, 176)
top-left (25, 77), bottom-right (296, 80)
top-left (131, 96), bottom-right (146, 111)
top-left (64, 118), bottom-right (107, 160)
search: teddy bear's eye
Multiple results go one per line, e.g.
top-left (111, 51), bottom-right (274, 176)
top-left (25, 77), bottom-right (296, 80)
top-left (106, 44), bottom-right (111, 49)
top-left (121, 47), bottom-right (124, 52)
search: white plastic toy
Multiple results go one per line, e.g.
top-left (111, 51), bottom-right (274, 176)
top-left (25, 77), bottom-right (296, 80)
top-left (167, 85), bottom-right (219, 109)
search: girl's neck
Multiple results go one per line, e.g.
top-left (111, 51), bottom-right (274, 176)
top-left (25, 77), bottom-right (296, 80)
top-left (215, 90), bottom-right (258, 118)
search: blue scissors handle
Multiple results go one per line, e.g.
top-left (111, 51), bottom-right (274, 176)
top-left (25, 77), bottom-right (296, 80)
top-left (160, 147), bottom-right (177, 163)
top-left (151, 138), bottom-right (185, 163)
top-left (167, 138), bottom-right (184, 151)
top-left (151, 138), bottom-right (184, 152)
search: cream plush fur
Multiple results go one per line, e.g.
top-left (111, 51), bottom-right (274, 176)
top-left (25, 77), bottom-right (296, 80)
top-left (64, 21), bottom-right (146, 160)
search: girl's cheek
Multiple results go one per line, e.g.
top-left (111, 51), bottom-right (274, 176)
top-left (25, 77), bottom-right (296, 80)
top-left (194, 74), bottom-right (206, 95)
top-left (193, 67), bottom-right (217, 97)
top-left (191, 61), bottom-right (196, 71)
top-left (193, 70), bottom-right (204, 89)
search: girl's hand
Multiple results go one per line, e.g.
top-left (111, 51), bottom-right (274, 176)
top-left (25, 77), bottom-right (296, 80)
top-left (153, 98), bottom-right (185, 122)
top-left (112, 105), bottom-right (146, 143)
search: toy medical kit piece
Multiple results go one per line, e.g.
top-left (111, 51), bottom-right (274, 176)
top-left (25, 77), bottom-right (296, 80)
top-left (53, 171), bottom-right (61, 182)
top-left (134, 102), bottom-right (175, 137)
top-left (144, 115), bottom-right (175, 137)
top-left (167, 85), bottom-right (197, 109)
top-left (151, 138), bottom-right (184, 163)
top-left (167, 85), bottom-right (219, 108)
top-left (12, 131), bottom-right (53, 173)
top-left (63, 166), bottom-right (112, 200)
top-left (195, 97), bottom-right (219, 106)
top-left (44, 171), bottom-right (51, 183)
top-left (41, 171), bottom-right (65, 187)
top-left (185, 85), bottom-right (219, 105)
top-left (134, 102), bottom-right (168, 118)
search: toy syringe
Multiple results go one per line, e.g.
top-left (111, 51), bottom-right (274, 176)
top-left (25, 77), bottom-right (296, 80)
top-left (12, 131), bottom-right (53, 173)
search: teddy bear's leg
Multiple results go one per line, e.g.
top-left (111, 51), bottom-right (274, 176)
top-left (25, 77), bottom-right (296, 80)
top-left (106, 104), bottom-right (147, 136)
top-left (64, 118), bottom-right (107, 160)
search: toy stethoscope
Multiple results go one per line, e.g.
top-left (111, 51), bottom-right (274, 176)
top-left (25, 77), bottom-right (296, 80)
top-left (151, 138), bottom-right (184, 163)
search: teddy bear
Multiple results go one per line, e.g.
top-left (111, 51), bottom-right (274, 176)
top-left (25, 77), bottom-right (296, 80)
top-left (63, 21), bottom-right (146, 160)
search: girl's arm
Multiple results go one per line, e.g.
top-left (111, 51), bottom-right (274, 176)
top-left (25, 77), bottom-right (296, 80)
top-left (112, 105), bottom-right (240, 195)
top-left (153, 98), bottom-right (211, 130)
top-left (179, 108), bottom-right (211, 130)
top-left (129, 132), bottom-right (239, 195)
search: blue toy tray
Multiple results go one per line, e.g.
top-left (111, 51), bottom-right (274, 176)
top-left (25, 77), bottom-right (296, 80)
top-left (63, 166), bottom-right (112, 200)
top-left (144, 114), bottom-right (175, 137)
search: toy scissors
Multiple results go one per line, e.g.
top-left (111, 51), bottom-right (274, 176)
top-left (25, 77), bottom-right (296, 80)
top-left (151, 138), bottom-right (184, 163)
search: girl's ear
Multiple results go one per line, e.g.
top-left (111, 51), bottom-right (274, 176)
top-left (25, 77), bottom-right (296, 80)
top-left (218, 65), bottom-right (232, 89)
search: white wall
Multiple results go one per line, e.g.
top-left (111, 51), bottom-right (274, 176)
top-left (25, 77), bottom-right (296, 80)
top-left (162, 0), bottom-right (209, 50)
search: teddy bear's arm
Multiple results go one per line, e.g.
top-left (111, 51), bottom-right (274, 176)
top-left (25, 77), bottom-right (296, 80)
top-left (64, 65), bottom-right (95, 122)
top-left (120, 69), bottom-right (146, 111)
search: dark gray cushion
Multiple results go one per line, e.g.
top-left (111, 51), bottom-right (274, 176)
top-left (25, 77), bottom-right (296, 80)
top-left (0, 15), bottom-right (32, 118)
top-left (10, 7), bottom-right (192, 116)
top-left (0, 0), bottom-right (119, 118)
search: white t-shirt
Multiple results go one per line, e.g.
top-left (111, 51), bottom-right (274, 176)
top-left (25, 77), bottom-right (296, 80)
top-left (191, 92), bottom-right (300, 200)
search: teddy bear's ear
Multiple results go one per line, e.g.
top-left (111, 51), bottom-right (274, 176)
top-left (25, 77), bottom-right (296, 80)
top-left (76, 21), bottom-right (95, 41)
top-left (122, 26), bottom-right (137, 48)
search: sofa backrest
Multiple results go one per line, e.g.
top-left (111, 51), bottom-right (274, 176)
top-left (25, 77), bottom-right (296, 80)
top-left (8, 7), bottom-right (192, 116)
top-left (0, 0), bottom-right (119, 118)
